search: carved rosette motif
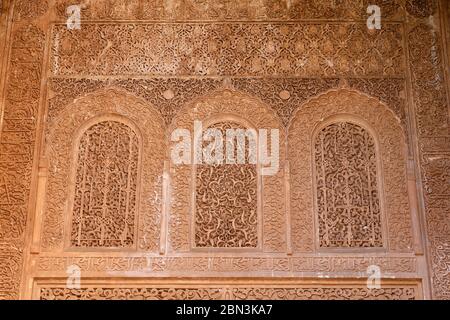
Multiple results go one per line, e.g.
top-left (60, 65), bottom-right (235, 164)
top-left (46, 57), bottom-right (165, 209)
top-left (43, 89), bottom-right (166, 252)
top-left (70, 121), bottom-right (140, 248)
top-left (288, 90), bottom-right (412, 252)
top-left (169, 90), bottom-right (286, 252)
top-left (314, 122), bottom-right (383, 248)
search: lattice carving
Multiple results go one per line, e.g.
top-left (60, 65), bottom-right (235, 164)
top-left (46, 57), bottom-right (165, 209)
top-left (70, 121), bottom-right (140, 248)
top-left (50, 23), bottom-right (404, 78)
top-left (314, 122), bottom-right (383, 248)
top-left (43, 88), bottom-right (165, 252)
top-left (195, 121), bottom-right (258, 248)
top-left (288, 89), bottom-right (412, 252)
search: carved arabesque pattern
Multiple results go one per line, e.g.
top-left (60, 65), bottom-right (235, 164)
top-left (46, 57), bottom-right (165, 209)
top-left (0, 23), bottom-right (45, 299)
top-left (47, 78), bottom-right (407, 131)
top-left (195, 121), bottom-right (258, 248)
top-left (288, 90), bottom-right (412, 252)
top-left (53, 0), bottom-right (404, 21)
top-left (169, 90), bottom-right (285, 252)
top-left (406, 0), bottom-right (436, 17)
top-left (39, 285), bottom-right (418, 300)
top-left (13, 0), bottom-right (48, 21)
top-left (43, 88), bottom-right (165, 252)
top-left (315, 122), bottom-right (383, 248)
top-left (50, 23), bottom-right (404, 78)
top-left (408, 23), bottom-right (450, 300)
top-left (70, 121), bottom-right (140, 248)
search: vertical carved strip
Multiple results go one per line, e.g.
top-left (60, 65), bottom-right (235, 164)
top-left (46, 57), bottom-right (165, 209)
top-left (70, 121), bottom-right (140, 248)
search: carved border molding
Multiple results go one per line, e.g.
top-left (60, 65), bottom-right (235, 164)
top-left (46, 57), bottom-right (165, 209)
top-left (51, 0), bottom-right (406, 22)
top-left (35, 255), bottom-right (418, 274)
top-left (168, 89), bottom-right (286, 253)
top-left (407, 22), bottom-right (450, 300)
top-left (0, 22), bottom-right (45, 299)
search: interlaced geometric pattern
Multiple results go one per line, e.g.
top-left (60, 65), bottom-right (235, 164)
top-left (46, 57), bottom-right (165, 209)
top-left (195, 121), bottom-right (258, 248)
top-left (70, 121), bottom-right (139, 248)
top-left (314, 122), bottom-right (383, 248)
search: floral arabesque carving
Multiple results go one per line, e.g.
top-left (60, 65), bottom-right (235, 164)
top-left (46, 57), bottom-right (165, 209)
top-left (169, 90), bottom-right (286, 253)
top-left (70, 120), bottom-right (140, 248)
top-left (314, 122), bottom-right (383, 248)
top-left (43, 88), bottom-right (166, 252)
top-left (195, 121), bottom-right (258, 248)
top-left (288, 89), bottom-right (412, 252)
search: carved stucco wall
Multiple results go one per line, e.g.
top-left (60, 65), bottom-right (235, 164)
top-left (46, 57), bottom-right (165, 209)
top-left (288, 90), bottom-right (412, 253)
top-left (0, 0), bottom-right (448, 299)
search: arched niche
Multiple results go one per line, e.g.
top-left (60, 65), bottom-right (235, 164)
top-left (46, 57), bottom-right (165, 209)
top-left (288, 89), bottom-right (413, 253)
top-left (311, 116), bottom-right (386, 250)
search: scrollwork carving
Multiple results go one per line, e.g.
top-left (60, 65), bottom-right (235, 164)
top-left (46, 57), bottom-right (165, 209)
top-left (43, 88), bottom-right (165, 252)
top-left (288, 89), bottom-right (412, 252)
top-left (195, 121), bottom-right (258, 248)
top-left (70, 121), bottom-right (140, 248)
top-left (314, 122), bottom-right (383, 248)
top-left (39, 284), bottom-right (419, 300)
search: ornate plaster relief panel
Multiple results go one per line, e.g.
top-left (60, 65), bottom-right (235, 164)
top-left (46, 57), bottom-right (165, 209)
top-left (0, 0), bottom-right (448, 299)
top-left (43, 89), bottom-right (166, 252)
top-left (168, 90), bottom-right (286, 253)
top-left (33, 278), bottom-right (422, 300)
top-left (288, 90), bottom-right (413, 253)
